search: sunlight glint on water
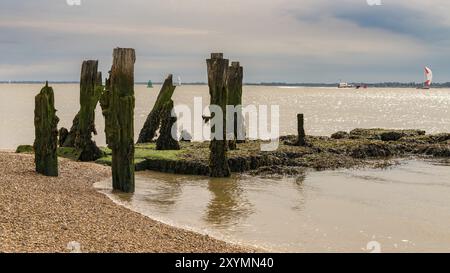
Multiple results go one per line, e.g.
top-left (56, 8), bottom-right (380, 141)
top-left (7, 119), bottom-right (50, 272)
top-left (1, 84), bottom-right (450, 149)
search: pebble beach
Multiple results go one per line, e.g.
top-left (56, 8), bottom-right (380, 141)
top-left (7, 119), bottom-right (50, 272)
top-left (0, 152), bottom-right (250, 253)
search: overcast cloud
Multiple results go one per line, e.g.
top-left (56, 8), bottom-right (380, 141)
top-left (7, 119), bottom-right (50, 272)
top-left (1, 0), bottom-right (450, 83)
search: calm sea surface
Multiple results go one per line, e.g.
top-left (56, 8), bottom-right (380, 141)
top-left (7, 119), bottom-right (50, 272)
top-left (1, 84), bottom-right (450, 148)
top-left (2, 84), bottom-right (450, 252)
top-left (96, 159), bottom-right (450, 252)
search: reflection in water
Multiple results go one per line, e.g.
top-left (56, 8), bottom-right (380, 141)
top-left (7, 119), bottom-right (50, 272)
top-left (430, 158), bottom-right (450, 167)
top-left (292, 174), bottom-right (306, 211)
top-left (112, 191), bottom-right (133, 203)
top-left (95, 160), bottom-right (450, 253)
top-left (110, 172), bottom-right (184, 214)
top-left (137, 172), bottom-right (184, 214)
top-left (204, 176), bottom-right (253, 229)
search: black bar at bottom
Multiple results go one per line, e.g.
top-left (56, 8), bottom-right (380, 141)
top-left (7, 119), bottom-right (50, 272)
top-left (0, 253), bottom-right (442, 272)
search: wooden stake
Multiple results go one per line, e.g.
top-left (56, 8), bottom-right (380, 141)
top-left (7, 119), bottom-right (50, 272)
top-left (75, 60), bottom-right (103, 161)
top-left (137, 74), bottom-right (177, 143)
top-left (227, 61), bottom-right (244, 150)
top-left (297, 114), bottom-right (306, 146)
top-left (101, 48), bottom-right (136, 193)
top-left (207, 53), bottom-right (231, 177)
top-left (34, 82), bottom-right (59, 176)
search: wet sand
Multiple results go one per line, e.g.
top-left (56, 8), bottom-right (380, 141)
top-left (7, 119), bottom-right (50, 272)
top-left (0, 152), bottom-right (251, 253)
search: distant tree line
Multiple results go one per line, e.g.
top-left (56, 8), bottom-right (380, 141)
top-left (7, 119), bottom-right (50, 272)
top-left (3, 81), bottom-right (450, 88)
top-left (249, 82), bottom-right (450, 88)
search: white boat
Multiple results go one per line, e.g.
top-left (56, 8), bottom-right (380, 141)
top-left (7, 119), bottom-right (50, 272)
top-left (338, 82), bottom-right (354, 88)
top-left (173, 75), bottom-right (182, 86)
top-left (418, 66), bottom-right (433, 89)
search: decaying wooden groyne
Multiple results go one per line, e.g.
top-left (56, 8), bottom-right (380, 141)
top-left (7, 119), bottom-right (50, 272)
top-left (207, 53), bottom-right (231, 177)
top-left (100, 48), bottom-right (136, 193)
top-left (94, 128), bottom-right (450, 177)
top-left (59, 60), bottom-right (103, 161)
top-left (34, 82), bottom-right (59, 177)
top-left (22, 50), bottom-right (450, 185)
top-left (138, 74), bottom-right (177, 144)
top-left (31, 48), bottom-right (138, 192)
top-left (226, 61), bottom-right (244, 150)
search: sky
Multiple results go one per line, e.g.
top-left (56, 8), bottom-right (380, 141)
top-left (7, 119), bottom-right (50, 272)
top-left (1, 0), bottom-right (450, 83)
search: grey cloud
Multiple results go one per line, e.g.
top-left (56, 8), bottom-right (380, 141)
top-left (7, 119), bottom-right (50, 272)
top-left (1, 0), bottom-right (450, 82)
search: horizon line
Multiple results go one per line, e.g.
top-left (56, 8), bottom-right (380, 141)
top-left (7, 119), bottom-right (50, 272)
top-left (1, 81), bottom-right (450, 86)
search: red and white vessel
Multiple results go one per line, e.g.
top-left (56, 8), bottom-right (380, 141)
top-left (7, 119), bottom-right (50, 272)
top-left (418, 66), bottom-right (433, 89)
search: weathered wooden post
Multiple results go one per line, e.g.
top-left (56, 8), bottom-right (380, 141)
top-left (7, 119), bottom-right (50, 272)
top-left (101, 48), bottom-right (136, 193)
top-left (207, 53), bottom-right (231, 177)
top-left (75, 60), bottom-right (103, 161)
top-left (100, 72), bottom-right (113, 146)
top-left (137, 74), bottom-right (177, 143)
top-left (297, 114), bottom-right (306, 146)
top-left (156, 100), bottom-right (180, 150)
top-left (34, 82), bottom-right (59, 176)
top-left (60, 114), bottom-right (78, 147)
top-left (226, 61), bottom-right (244, 150)
top-left (96, 71), bottom-right (102, 86)
top-left (60, 63), bottom-right (103, 157)
top-left (58, 127), bottom-right (69, 147)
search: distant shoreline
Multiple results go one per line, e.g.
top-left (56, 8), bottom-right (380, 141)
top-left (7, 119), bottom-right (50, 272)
top-left (3, 81), bottom-right (450, 88)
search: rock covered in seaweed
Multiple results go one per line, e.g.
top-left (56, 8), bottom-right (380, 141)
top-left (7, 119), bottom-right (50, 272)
top-left (349, 128), bottom-right (426, 141)
top-left (331, 131), bottom-right (349, 139)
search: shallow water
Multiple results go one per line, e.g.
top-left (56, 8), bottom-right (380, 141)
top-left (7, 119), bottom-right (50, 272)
top-left (1, 84), bottom-right (450, 149)
top-left (3, 83), bottom-right (450, 252)
top-left (95, 159), bottom-right (450, 253)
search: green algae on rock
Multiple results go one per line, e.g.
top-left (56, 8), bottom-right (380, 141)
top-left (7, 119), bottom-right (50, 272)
top-left (348, 128), bottom-right (426, 141)
top-left (16, 145), bottom-right (34, 154)
top-left (95, 129), bottom-right (450, 176)
top-left (20, 128), bottom-right (450, 177)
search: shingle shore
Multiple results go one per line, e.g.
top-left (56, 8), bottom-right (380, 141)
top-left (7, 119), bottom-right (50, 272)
top-left (0, 152), bottom-right (252, 253)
